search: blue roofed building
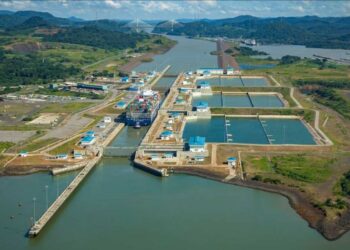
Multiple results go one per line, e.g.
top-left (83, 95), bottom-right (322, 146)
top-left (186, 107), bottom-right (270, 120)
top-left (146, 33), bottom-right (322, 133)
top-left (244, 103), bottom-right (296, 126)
top-left (86, 130), bottom-right (95, 137)
top-left (116, 101), bottom-right (127, 109)
top-left (160, 130), bottom-right (174, 140)
top-left (77, 83), bottom-right (108, 91)
top-left (120, 76), bottom-right (129, 83)
top-left (197, 68), bottom-right (224, 75)
top-left (197, 81), bottom-right (211, 90)
top-left (195, 101), bottom-right (209, 112)
top-left (227, 157), bottom-right (237, 167)
top-left (80, 135), bottom-right (96, 146)
top-left (56, 153), bottom-right (68, 160)
top-left (188, 136), bottom-right (206, 152)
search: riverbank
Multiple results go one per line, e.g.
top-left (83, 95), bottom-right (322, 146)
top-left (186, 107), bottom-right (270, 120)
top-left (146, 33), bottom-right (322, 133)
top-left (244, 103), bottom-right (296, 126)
top-left (120, 39), bottom-right (177, 72)
top-left (173, 167), bottom-right (350, 241)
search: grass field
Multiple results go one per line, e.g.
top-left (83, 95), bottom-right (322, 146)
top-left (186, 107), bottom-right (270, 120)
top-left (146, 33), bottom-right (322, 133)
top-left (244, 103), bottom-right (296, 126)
top-left (237, 56), bottom-right (350, 86)
top-left (20, 138), bottom-right (59, 152)
top-left (40, 102), bottom-right (94, 113)
top-left (35, 88), bottom-right (106, 100)
top-left (48, 136), bottom-right (81, 155)
top-left (244, 153), bottom-right (333, 183)
top-left (0, 142), bottom-right (15, 153)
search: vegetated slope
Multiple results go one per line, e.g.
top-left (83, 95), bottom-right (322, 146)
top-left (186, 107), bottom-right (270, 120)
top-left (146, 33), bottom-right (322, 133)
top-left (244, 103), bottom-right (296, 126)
top-left (0, 10), bottom-right (76, 28)
top-left (42, 26), bottom-right (148, 50)
top-left (0, 11), bottom-right (155, 85)
top-left (0, 49), bottom-right (80, 85)
top-left (154, 15), bottom-right (350, 49)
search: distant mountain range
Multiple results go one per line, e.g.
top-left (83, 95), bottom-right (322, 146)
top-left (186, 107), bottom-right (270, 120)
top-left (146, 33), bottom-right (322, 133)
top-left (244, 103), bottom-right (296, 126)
top-left (1, 11), bottom-right (350, 49)
top-left (154, 15), bottom-right (350, 49)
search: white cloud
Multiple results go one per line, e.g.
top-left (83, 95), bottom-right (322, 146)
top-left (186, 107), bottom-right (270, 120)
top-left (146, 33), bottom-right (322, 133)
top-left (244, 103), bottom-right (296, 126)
top-left (139, 1), bottom-right (183, 13)
top-left (292, 5), bottom-right (305, 13)
top-left (0, 0), bottom-right (36, 9)
top-left (105, 0), bottom-right (122, 9)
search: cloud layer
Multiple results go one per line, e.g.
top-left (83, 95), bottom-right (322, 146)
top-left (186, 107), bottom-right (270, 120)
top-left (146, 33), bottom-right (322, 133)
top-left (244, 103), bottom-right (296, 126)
top-left (0, 0), bottom-right (348, 20)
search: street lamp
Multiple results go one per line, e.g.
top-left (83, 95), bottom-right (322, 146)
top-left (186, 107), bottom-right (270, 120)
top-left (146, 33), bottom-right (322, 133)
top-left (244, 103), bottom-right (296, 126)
top-left (32, 197), bottom-right (36, 224)
top-left (45, 185), bottom-right (49, 210)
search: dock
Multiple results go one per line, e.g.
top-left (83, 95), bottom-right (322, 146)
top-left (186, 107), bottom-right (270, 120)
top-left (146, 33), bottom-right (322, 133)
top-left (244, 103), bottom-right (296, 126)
top-left (28, 152), bottom-right (102, 237)
top-left (28, 124), bottom-right (124, 237)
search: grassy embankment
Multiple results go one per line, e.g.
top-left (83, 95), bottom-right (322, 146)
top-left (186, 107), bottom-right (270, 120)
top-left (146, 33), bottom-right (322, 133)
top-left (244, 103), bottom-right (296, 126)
top-left (211, 108), bottom-right (315, 123)
top-left (233, 54), bottom-right (350, 216)
top-left (35, 88), bottom-right (106, 100)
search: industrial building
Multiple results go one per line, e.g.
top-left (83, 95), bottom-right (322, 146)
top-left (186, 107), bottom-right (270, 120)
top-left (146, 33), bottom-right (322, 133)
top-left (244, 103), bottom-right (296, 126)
top-left (188, 136), bottom-right (206, 152)
top-left (197, 68), bottom-right (224, 75)
top-left (195, 101), bottom-right (209, 112)
top-left (77, 83), bottom-right (108, 91)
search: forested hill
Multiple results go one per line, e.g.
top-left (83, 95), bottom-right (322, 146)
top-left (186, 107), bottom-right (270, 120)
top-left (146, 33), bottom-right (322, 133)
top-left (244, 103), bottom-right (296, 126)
top-left (154, 15), bottom-right (350, 49)
top-left (42, 26), bottom-right (149, 50)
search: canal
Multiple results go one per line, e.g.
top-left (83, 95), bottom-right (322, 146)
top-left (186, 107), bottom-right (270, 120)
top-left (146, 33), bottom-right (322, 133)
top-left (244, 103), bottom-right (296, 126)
top-left (1, 36), bottom-right (350, 250)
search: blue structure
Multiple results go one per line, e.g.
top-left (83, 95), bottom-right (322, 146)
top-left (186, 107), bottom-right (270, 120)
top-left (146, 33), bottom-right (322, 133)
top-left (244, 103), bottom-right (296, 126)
top-left (189, 136), bottom-right (206, 146)
top-left (195, 101), bottom-right (209, 111)
top-left (116, 101), bottom-right (127, 108)
top-left (121, 77), bottom-right (129, 83)
top-left (197, 81), bottom-right (210, 89)
top-left (56, 153), bottom-right (68, 160)
top-left (77, 83), bottom-right (108, 91)
top-left (160, 130), bottom-right (173, 140)
top-left (80, 136), bottom-right (96, 145)
top-left (128, 84), bottom-right (141, 92)
top-left (188, 136), bottom-right (206, 152)
top-left (86, 130), bottom-right (95, 137)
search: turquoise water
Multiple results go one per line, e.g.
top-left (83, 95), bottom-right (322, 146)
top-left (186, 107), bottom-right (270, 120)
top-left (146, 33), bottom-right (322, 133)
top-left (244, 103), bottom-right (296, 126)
top-left (192, 94), bottom-right (284, 108)
top-left (1, 35), bottom-right (350, 250)
top-left (1, 159), bottom-right (350, 250)
top-left (261, 118), bottom-right (316, 144)
top-left (197, 77), bottom-right (269, 87)
top-left (250, 95), bottom-right (284, 107)
top-left (183, 116), bottom-right (316, 144)
top-left (134, 36), bottom-right (217, 74)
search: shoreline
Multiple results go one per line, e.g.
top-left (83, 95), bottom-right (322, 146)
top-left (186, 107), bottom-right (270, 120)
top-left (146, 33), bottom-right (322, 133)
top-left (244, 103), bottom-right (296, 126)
top-left (2, 158), bottom-right (350, 241)
top-left (119, 40), bottom-right (177, 72)
top-left (173, 168), bottom-right (350, 241)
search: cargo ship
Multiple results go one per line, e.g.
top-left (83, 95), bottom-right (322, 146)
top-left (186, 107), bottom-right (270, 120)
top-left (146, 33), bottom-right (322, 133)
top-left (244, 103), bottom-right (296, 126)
top-left (126, 90), bottom-right (161, 126)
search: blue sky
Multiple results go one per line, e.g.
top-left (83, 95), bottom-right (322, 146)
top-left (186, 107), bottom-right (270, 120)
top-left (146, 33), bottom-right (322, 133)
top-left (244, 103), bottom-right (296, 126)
top-left (0, 0), bottom-right (349, 20)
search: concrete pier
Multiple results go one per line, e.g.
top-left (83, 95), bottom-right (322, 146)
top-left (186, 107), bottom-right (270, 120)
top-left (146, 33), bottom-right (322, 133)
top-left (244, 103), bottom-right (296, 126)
top-left (28, 124), bottom-right (124, 237)
top-left (28, 152), bottom-right (102, 237)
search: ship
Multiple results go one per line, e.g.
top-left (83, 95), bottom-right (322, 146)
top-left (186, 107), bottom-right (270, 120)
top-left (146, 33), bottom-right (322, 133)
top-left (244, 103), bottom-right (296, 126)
top-left (126, 90), bottom-right (161, 126)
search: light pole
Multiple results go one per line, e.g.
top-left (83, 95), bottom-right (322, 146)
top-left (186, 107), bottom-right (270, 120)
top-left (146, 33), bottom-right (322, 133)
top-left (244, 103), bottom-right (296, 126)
top-left (56, 180), bottom-right (59, 198)
top-left (33, 197), bottom-right (36, 224)
top-left (45, 185), bottom-right (48, 210)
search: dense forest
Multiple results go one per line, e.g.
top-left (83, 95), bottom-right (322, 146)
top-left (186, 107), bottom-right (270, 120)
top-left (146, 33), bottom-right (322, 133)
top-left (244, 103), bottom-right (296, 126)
top-left (154, 15), bottom-right (350, 49)
top-left (0, 49), bottom-right (80, 85)
top-left (0, 11), bottom-right (159, 86)
top-left (42, 26), bottom-right (148, 50)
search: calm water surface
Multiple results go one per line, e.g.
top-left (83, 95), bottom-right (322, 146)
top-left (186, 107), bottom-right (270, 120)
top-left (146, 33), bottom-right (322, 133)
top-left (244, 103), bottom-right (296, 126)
top-left (1, 36), bottom-right (350, 250)
top-left (183, 116), bottom-right (316, 145)
top-left (1, 159), bottom-right (350, 250)
top-left (192, 94), bottom-right (284, 108)
top-left (253, 44), bottom-right (350, 61)
top-left (135, 36), bottom-right (217, 74)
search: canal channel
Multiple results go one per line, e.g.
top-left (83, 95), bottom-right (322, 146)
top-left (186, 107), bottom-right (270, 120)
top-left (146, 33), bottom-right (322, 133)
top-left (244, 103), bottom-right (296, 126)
top-left (1, 36), bottom-right (350, 250)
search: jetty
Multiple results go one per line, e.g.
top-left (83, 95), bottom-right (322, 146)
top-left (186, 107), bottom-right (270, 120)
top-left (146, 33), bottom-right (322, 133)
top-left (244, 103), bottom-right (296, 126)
top-left (28, 152), bottom-right (101, 237)
top-left (28, 124), bottom-right (124, 237)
